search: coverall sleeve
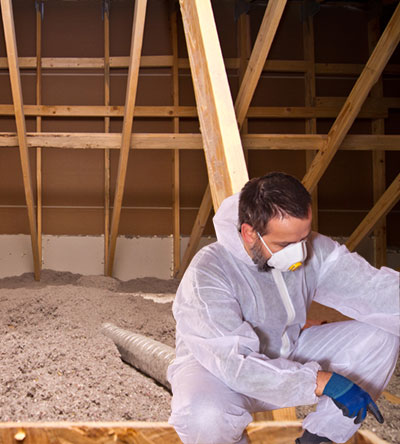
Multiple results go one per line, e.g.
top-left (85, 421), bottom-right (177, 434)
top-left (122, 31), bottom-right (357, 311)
top-left (173, 249), bottom-right (320, 408)
top-left (312, 235), bottom-right (400, 337)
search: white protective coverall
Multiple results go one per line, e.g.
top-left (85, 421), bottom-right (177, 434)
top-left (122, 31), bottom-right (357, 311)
top-left (168, 193), bottom-right (399, 444)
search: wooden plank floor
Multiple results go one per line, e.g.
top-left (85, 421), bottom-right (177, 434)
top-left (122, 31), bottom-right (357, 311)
top-left (0, 421), bottom-right (387, 444)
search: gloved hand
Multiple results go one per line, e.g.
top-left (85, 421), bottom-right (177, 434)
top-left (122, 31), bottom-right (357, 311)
top-left (322, 372), bottom-right (384, 425)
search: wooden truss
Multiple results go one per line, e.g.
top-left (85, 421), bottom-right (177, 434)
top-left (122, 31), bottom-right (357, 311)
top-left (0, 1), bottom-right (399, 279)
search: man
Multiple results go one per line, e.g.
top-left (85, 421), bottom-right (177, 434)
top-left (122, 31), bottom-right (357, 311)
top-left (168, 172), bottom-right (399, 444)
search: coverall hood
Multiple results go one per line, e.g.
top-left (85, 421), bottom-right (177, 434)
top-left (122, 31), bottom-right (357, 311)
top-left (212, 192), bottom-right (255, 267)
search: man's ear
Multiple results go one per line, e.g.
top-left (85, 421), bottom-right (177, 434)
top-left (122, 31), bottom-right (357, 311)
top-left (241, 223), bottom-right (257, 245)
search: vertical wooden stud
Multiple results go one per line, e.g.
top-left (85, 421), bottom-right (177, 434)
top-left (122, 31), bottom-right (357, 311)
top-left (171, 8), bottom-right (181, 277)
top-left (368, 16), bottom-right (387, 268)
top-left (104, 1), bottom-right (111, 274)
top-left (36, 1), bottom-right (43, 268)
top-left (303, 14), bottom-right (318, 231)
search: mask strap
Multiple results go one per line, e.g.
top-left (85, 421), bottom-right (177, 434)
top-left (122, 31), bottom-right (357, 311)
top-left (257, 232), bottom-right (274, 256)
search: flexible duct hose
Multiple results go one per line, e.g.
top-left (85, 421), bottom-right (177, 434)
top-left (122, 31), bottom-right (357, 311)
top-left (101, 323), bottom-right (175, 390)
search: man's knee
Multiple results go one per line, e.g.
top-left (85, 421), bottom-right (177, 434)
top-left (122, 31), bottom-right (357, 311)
top-left (169, 394), bottom-right (251, 444)
top-left (358, 323), bottom-right (398, 362)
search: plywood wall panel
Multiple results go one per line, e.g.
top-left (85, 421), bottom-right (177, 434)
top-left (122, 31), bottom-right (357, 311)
top-left (1, 0), bottom-right (36, 56)
top-left (135, 73), bottom-right (173, 106)
top-left (249, 2), bottom-right (303, 61)
top-left (319, 211), bottom-right (369, 238)
top-left (387, 213), bottom-right (400, 246)
top-left (42, 74), bottom-right (106, 106)
top-left (109, 72), bottom-right (173, 106)
top-left (314, 6), bottom-right (369, 63)
top-left (383, 77), bottom-right (400, 96)
top-left (0, 208), bottom-right (30, 234)
top-left (249, 77), bottom-right (305, 107)
top-left (42, 149), bottom-right (104, 207)
top-left (181, 208), bottom-right (214, 237)
top-left (131, 118), bottom-right (173, 133)
top-left (0, 116), bottom-right (16, 131)
top-left (178, 74), bottom-right (196, 106)
top-left (179, 150), bottom-right (208, 207)
top-left (0, 74), bottom-right (13, 102)
top-left (141, 0), bottom-right (171, 56)
top-left (0, 148), bottom-right (28, 205)
top-left (247, 119), bottom-right (305, 134)
top-left (119, 209), bottom-right (172, 236)
top-left (42, 1), bottom-right (103, 57)
top-left (248, 151), bottom-right (306, 182)
top-left (43, 208), bottom-right (104, 235)
top-left (316, 78), bottom-right (358, 98)
top-left (317, 119), bottom-right (373, 135)
top-left (212, 0), bottom-right (237, 58)
top-left (317, 151), bottom-right (373, 210)
top-left (41, 118), bottom-right (105, 133)
top-left (110, 150), bottom-right (173, 207)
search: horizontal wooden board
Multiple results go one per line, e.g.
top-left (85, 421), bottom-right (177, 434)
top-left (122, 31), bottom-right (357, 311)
top-left (0, 421), bottom-right (388, 444)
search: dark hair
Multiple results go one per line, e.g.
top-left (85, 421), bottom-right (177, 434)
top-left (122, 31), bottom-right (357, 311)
top-left (239, 172), bottom-right (311, 235)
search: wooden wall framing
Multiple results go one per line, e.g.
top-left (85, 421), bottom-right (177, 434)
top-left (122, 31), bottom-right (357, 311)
top-left (0, 0), bottom-right (399, 279)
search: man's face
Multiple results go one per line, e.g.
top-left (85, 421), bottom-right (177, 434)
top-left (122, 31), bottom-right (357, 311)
top-left (244, 208), bottom-right (312, 271)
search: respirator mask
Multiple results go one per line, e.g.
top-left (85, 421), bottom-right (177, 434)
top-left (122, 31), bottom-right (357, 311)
top-left (257, 232), bottom-right (307, 272)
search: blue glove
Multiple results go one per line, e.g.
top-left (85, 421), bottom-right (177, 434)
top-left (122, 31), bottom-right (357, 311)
top-left (322, 372), bottom-right (384, 425)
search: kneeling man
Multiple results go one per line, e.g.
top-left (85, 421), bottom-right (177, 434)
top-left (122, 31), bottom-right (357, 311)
top-left (168, 172), bottom-right (399, 444)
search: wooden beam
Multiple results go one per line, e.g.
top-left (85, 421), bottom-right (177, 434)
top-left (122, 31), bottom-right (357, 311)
top-left (302, 3), bottom-right (400, 193)
top-left (2, 55), bottom-right (399, 76)
top-left (106, 0), bottom-right (148, 277)
top-left (235, 0), bottom-right (287, 128)
top-left (303, 14), bottom-right (318, 231)
top-left (104, 1), bottom-right (111, 274)
top-left (1, 133), bottom-right (400, 151)
top-left (171, 8), bottom-right (181, 277)
top-left (1, 0), bottom-right (41, 280)
top-left (36, 1), bottom-right (43, 269)
top-left (368, 16), bottom-right (387, 268)
top-left (177, 0), bottom-right (285, 276)
top-left (179, 0), bottom-right (248, 210)
top-left (346, 173), bottom-right (400, 252)
top-left (0, 103), bottom-right (388, 119)
top-left (0, 420), bottom-right (387, 443)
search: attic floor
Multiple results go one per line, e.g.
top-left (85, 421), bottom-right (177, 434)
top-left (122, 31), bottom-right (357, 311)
top-left (0, 270), bottom-right (398, 443)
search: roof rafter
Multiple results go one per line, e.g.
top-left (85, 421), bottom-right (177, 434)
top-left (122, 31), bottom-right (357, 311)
top-left (1, 0), bottom-right (41, 280)
top-left (106, 0), bottom-right (148, 276)
top-left (179, 0), bottom-right (248, 210)
top-left (177, 0), bottom-right (287, 277)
